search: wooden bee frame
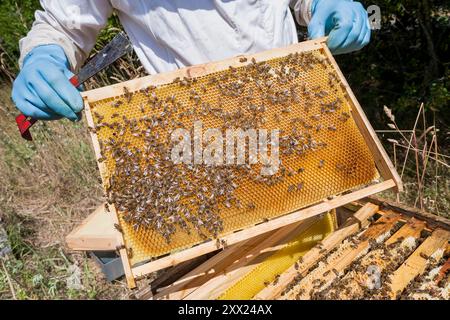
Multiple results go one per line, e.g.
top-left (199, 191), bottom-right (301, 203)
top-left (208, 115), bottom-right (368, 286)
top-left (82, 38), bottom-right (402, 288)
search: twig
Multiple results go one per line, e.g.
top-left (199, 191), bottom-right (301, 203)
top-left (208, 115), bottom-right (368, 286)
top-left (392, 144), bottom-right (449, 168)
top-left (412, 131), bottom-right (423, 209)
top-left (433, 112), bottom-right (440, 215)
top-left (418, 134), bottom-right (436, 210)
top-left (400, 103), bottom-right (423, 179)
top-left (1, 259), bottom-right (16, 300)
top-left (393, 142), bottom-right (400, 202)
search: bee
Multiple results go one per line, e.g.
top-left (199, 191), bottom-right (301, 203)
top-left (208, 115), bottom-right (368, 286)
top-left (115, 244), bottom-right (126, 251)
top-left (288, 184), bottom-right (296, 193)
top-left (239, 57), bottom-right (247, 63)
top-left (419, 252), bottom-right (429, 260)
top-left (220, 239), bottom-right (228, 248)
top-left (247, 202), bottom-right (256, 210)
top-left (311, 114), bottom-right (321, 121)
top-left (315, 91), bottom-right (328, 98)
top-left (282, 107), bottom-right (292, 114)
top-left (273, 274), bottom-right (280, 286)
top-left (93, 111), bottom-right (104, 122)
top-left (297, 182), bottom-right (304, 191)
top-left (172, 77), bottom-right (180, 84)
top-left (104, 203), bottom-right (110, 212)
top-left (127, 247), bottom-right (134, 259)
top-left (318, 160), bottom-right (325, 168)
top-left (112, 100), bottom-right (123, 108)
top-left (123, 87), bottom-right (133, 103)
top-left (274, 113), bottom-right (281, 123)
top-left (216, 238), bottom-right (221, 249)
top-left (111, 112), bottom-right (119, 119)
top-left (207, 76), bottom-right (218, 85)
top-left (315, 124), bottom-right (322, 132)
top-left (114, 223), bottom-right (123, 233)
top-left (88, 126), bottom-right (97, 133)
top-left (286, 168), bottom-right (296, 177)
top-left (328, 125), bottom-right (337, 131)
top-left (319, 248), bottom-right (327, 255)
top-left (294, 262), bottom-right (299, 270)
top-left (339, 112), bottom-right (350, 122)
top-left (98, 156), bottom-right (106, 163)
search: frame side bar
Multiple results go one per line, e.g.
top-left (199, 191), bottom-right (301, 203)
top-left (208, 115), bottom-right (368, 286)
top-left (320, 44), bottom-right (403, 192)
top-left (84, 99), bottom-right (137, 288)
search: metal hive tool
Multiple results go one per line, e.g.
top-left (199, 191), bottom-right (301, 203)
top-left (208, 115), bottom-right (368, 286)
top-left (82, 38), bottom-right (401, 287)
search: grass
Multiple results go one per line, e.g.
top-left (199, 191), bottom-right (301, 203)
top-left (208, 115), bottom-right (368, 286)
top-left (0, 84), bottom-right (128, 299)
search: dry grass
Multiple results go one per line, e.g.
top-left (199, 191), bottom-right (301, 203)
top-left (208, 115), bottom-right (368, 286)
top-left (0, 26), bottom-right (146, 299)
top-left (0, 84), bottom-right (129, 299)
top-left (377, 104), bottom-right (449, 218)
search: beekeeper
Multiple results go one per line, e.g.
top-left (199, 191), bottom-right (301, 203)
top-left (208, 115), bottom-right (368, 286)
top-left (12, 0), bottom-right (370, 121)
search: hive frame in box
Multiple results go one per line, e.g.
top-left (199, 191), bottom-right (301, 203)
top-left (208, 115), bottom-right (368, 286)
top-left (81, 38), bottom-right (402, 288)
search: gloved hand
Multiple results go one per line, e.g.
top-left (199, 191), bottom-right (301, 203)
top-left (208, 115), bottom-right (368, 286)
top-left (12, 44), bottom-right (83, 121)
top-left (308, 0), bottom-right (371, 55)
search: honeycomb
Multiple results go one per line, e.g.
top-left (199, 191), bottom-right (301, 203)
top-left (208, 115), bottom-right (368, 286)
top-left (87, 47), bottom-right (378, 266)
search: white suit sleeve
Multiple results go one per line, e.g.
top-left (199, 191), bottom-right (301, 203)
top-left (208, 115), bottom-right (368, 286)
top-left (19, 0), bottom-right (113, 71)
top-left (290, 0), bottom-right (314, 27)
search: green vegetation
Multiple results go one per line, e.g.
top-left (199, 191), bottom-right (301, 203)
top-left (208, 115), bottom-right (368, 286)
top-left (0, 0), bottom-right (448, 299)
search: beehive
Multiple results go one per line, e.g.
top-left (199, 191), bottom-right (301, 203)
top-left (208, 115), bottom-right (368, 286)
top-left (82, 38), bottom-right (401, 287)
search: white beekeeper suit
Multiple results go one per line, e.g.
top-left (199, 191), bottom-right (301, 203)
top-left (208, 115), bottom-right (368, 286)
top-left (19, 0), bottom-right (313, 75)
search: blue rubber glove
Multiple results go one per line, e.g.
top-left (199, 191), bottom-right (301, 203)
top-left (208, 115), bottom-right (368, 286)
top-left (308, 0), bottom-right (371, 55)
top-left (12, 45), bottom-right (83, 121)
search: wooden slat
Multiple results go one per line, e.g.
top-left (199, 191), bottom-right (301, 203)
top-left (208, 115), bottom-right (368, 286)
top-left (66, 204), bottom-right (117, 251)
top-left (283, 211), bottom-right (401, 300)
top-left (135, 253), bottom-right (215, 300)
top-left (388, 228), bottom-right (450, 299)
top-left (153, 231), bottom-right (268, 300)
top-left (385, 218), bottom-right (426, 246)
top-left (366, 196), bottom-right (450, 231)
top-left (324, 218), bottom-right (426, 299)
top-left (254, 202), bottom-right (379, 299)
top-left (434, 257), bottom-right (450, 285)
top-left (184, 217), bottom-right (320, 300)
